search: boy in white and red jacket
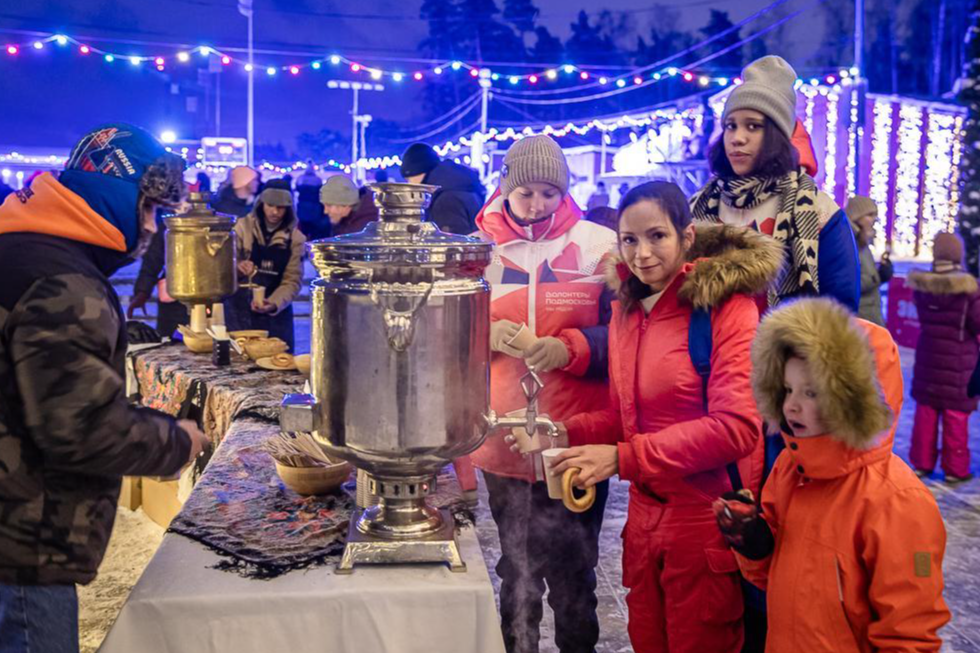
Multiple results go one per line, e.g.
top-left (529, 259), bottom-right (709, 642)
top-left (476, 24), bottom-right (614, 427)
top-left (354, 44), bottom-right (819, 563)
top-left (467, 135), bottom-right (616, 653)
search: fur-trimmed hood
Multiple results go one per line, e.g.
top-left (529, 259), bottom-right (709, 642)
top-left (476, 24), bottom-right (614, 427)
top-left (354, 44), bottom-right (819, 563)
top-left (906, 269), bottom-right (979, 295)
top-left (752, 298), bottom-right (894, 450)
top-left (604, 222), bottom-right (785, 309)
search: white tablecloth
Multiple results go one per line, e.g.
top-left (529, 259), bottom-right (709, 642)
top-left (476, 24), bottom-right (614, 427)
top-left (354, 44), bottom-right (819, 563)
top-left (99, 527), bottom-right (504, 653)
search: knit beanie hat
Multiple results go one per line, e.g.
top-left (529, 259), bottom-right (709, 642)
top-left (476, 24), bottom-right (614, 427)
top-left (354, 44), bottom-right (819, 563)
top-left (933, 232), bottom-right (964, 264)
top-left (60, 123), bottom-right (185, 252)
top-left (500, 135), bottom-right (569, 197)
top-left (230, 165), bottom-right (258, 189)
top-left (723, 55), bottom-right (798, 140)
top-left (400, 143), bottom-right (441, 178)
top-left (259, 187), bottom-right (293, 207)
top-left (319, 175), bottom-right (360, 206)
top-left (845, 196), bottom-right (878, 223)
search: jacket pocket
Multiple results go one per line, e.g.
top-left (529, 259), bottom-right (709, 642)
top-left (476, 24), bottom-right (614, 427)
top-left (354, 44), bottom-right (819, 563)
top-left (805, 548), bottom-right (861, 653)
top-left (701, 547), bottom-right (744, 624)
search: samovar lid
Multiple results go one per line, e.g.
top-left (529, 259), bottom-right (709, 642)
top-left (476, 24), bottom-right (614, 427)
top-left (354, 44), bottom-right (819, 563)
top-left (309, 182), bottom-right (493, 267)
top-left (164, 191), bottom-right (236, 227)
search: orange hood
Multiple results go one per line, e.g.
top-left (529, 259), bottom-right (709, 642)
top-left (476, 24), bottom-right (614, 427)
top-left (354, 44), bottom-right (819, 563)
top-left (0, 173), bottom-right (126, 252)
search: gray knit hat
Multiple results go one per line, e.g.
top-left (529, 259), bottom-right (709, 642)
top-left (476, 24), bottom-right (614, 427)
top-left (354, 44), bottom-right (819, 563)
top-left (845, 196), bottom-right (878, 223)
top-left (500, 135), bottom-right (569, 197)
top-left (723, 55), bottom-right (798, 140)
top-left (259, 187), bottom-right (293, 207)
top-left (319, 175), bottom-right (360, 206)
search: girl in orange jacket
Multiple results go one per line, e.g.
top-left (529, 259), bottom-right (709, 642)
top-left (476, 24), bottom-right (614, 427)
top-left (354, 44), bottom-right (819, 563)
top-left (715, 298), bottom-right (950, 652)
top-left (533, 181), bottom-right (783, 653)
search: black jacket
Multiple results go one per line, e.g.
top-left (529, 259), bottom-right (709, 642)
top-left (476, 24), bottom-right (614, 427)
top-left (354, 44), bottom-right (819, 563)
top-left (0, 233), bottom-right (190, 584)
top-left (423, 161), bottom-right (486, 234)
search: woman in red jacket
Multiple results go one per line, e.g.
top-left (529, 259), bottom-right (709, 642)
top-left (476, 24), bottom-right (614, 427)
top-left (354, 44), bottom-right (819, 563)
top-left (542, 181), bottom-right (783, 653)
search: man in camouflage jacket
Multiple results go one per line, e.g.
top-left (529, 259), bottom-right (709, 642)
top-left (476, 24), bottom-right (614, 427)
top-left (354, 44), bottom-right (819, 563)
top-left (0, 124), bottom-right (208, 653)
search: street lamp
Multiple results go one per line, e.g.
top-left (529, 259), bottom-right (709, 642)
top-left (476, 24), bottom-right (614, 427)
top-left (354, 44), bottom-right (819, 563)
top-left (326, 80), bottom-right (385, 184)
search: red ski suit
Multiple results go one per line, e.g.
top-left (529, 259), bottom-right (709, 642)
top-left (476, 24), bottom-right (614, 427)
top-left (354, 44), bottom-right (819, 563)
top-left (565, 225), bottom-right (784, 653)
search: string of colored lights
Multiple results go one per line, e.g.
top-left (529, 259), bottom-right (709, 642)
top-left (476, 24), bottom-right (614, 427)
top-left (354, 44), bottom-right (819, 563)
top-left (893, 104), bottom-right (924, 258)
top-left (869, 99), bottom-right (893, 256)
top-left (1, 29), bottom-right (847, 92)
top-left (846, 87), bottom-right (859, 198)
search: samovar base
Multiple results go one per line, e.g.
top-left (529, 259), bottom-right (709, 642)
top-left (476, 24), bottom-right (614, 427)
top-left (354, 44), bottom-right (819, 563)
top-left (335, 507), bottom-right (465, 574)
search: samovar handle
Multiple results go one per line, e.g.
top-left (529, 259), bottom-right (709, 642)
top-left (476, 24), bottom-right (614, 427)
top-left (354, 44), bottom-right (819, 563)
top-left (205, 228), bottom-right (232, 257)
top-left (370, 280), bottom-right (435, 352)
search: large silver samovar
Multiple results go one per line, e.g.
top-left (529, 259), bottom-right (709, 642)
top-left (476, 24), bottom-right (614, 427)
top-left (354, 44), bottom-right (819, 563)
top-left (280, 183), bottom-right (556, 573)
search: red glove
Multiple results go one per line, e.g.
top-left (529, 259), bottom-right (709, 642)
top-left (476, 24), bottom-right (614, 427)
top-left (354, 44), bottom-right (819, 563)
top-left (712, 489), bottom-right (774, 560)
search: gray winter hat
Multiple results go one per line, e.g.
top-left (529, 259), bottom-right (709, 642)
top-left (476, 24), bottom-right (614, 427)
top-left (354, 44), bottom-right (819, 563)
top-left (319, 174), bottom-right (360, 206)
top-left (723, 55), bottom-right (798, 140)
top-left (500, 135), bottom-right (569, 197)
top-left (259, 187), bottom-right (293, 207)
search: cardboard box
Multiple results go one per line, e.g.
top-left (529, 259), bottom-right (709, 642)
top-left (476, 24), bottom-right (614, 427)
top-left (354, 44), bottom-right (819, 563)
top-left (118, 477), bottom-right (142, 511)
top-left (141, 478), bottom-right (182, 528)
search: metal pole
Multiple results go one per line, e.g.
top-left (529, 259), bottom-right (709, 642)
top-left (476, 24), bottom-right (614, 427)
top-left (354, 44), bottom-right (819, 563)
top-left (854, 0), bottom-right (864, 77)
top-left (351, 86), bottom-right (359, 182)
top-left (216, 68), bottom-right (221, 137)
top-left (247, 9), bottom-right (254, 165)
top-left (475, 70), bottom-right (491, 182)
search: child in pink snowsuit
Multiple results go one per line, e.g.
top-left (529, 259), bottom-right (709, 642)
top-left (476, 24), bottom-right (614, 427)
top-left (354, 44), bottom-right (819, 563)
top-left (908, 232), bottom-right (980, 483)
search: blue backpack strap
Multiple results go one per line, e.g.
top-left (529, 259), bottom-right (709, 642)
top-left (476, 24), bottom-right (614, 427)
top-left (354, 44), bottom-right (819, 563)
top-left (688, 306), bottom-right (744, 493)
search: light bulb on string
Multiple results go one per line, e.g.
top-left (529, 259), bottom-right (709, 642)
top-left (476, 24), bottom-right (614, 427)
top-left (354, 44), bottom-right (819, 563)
top-left (529, 75), bottom-right (538, 84)
top-left (633, 77), bottom-right (642, 85)
top-left (683, 72), bottom-right (694, 82)
top-left (290, 66), bottom-right (300, 75)
top-left (267, 66), bottom-right (277, 76)
top-left (469, 68), bottom-right (479, 78)
top-left (222, 55), bottom-right (231, 65)
top-left (177, 51), bottom-right (190, 62)
top-left (6, 45), bottom-right (18, 55)
top-left (563, 64), bottom-right (574, 74)
top-left (599, 77), bottom-right (608, 85)
top-left (244, 63), bottom-right (254, 72)
top-left (392, 72), bottom-right (404, 82)
top-left (105, 54), bottom-right (114, 62)
top-left (155, 57), bottom-right (165, 66)
top-left (311, 61), bottom-right (320, 69)
top-left (330, 55), bottom-right (340, 65)
top-left (699, 76), bottom-right (709, 86)
top-left (546, 69), bottom-right (558, 80)
top-left (509, 75), bottom-right (519, 84)
top-left (413, 72), bottom-right (423, 81)
top-left (616, 79), bottom-right (626, 88)
top-left (580, 71), bottom-right (589, 80)
top-left (33, 41), bottom-right (44, 50)
top-left (434, 67), bottom-right (443, 75)
top-left (451, 61), bottom-right (462, 70)
top-left (370, 69), bottom-right (382, 80)
top-left (130, 56), bottom-right (141, 66)
top-left (55, 35), bottom-right (68, 46)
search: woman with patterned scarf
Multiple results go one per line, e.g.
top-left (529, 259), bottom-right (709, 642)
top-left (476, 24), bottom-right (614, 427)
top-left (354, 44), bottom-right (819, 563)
top-left (690, 55), bottom-right (859, 314)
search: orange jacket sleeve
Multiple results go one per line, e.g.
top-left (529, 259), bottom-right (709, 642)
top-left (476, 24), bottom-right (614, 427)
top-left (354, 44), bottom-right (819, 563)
top-left (862, 487), bottom-right (950, 652)
top-left (733, 454), bottom-right (785, 591)
top-left (564, 318), bottom-right (623, 447)
top-left (620, 295), bottom-right (763, 482)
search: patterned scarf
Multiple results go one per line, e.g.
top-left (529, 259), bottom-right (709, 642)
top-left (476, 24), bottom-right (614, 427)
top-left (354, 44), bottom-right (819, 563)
top-left (690, 169), bottom-right (821, 306)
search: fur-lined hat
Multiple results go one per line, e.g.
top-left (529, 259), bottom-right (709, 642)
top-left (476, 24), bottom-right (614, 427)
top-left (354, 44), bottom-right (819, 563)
top-left (604, 222), bottom-right (785, 312)
top-left (751, 298), bottom-right (893, 449)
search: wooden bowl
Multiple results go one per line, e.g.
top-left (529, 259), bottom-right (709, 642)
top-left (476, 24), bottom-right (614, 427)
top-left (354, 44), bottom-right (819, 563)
top-left (275, 460), bottom-right (352, 496)
top-left (229, 329), bottom-right (269, 340)
top-left (181, 330), bottom-right (213, 354)
top-left (244, 337), bottom-right (289, 360)
top-left (294, 354), bottom-right (311, 376)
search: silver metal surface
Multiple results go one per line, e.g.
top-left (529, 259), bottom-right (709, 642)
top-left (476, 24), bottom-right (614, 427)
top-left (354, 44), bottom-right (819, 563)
top-left (164, 192), bottom-right (238, 304)
top-left (282, 182), bottom-right (493, 572)
top-left (335, 507), bottom-right (465, 574)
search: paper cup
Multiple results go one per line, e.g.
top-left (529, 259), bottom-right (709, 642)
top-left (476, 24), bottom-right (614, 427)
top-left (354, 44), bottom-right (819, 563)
top-left (210, 302), bottom-right (226, 327)
top-left (252, 285), bottom-right (266, 305)
top-left (189, 304), bottom-right (208, 333)
top-left (540, 448), bottom-right (567, 500)
top-left (505, 323), bottom-right (537, 352)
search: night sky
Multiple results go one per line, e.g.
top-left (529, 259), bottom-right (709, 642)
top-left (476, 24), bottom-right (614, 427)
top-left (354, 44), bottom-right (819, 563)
top-left (0, 0), bottom-right (823, 156)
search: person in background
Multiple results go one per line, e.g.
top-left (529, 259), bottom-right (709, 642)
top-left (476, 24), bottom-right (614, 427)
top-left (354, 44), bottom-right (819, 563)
top-left (126, 212), bottom-right (189, 339)
top-left (319, 175), bottom-right (379, 238)
top-left (690, 55), bottom-right (859, 313)
top-left (212, 165), bottom-right (259, 217)
top-left (225, 187), bottom-right (306, 351)
top-left (295, 161), bottom-right (323, 238)
top-left (545, 182), bottom-right (778, 653)
top-left (192, 171), bottom-right (211, 194)
top-left (716, 298), bottom-right (949, 652)
top-left (586, 181), bottom-right (610, 210)
top-left (470, 135), bottom-right (617, 653)
top-left (908, 232), bottom-right (980, 484)
top-left (0, 123), bottom-right (209, 653)
top-left (399, 142), bottom-right (485, 234)
top-left (616, 182), bottom-right (630, 206)
top-left (584, 205), bottom-right (617, 231)
top-left (374, 169), bottom-right (390, 183)
top-left (846, 195), bottom-right (892, 325)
